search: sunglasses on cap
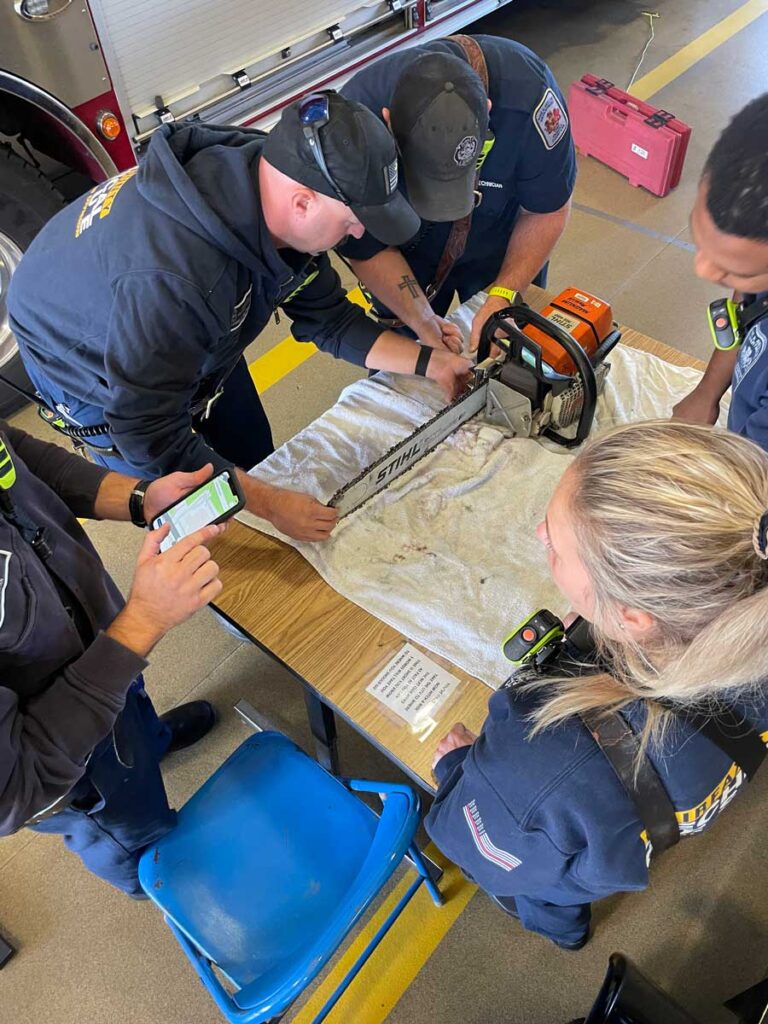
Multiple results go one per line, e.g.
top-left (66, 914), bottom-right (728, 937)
top-left (298, 92), bottom-right (353, 206)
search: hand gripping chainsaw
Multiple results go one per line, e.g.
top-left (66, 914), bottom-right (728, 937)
top-left (330, 289), bottom-right (622, 519)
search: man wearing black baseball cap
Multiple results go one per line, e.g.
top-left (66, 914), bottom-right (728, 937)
top-left (263, 90), bottom-right (421, 248)
top-left (340, 35), bottom-right (576, 353)
top-left (9, 92), bottom-right (472, 543)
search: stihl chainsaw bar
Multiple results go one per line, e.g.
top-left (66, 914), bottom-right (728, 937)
top-left (329, 383), bottom-right (489, 518)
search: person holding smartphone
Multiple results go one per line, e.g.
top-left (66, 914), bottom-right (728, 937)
top-left (0, 420), bottom-right (226, 897)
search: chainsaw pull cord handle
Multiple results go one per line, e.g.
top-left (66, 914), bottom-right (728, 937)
top-left (478, 305), bottom-right (599, 447)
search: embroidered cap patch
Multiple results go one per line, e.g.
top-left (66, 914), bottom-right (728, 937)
top-left (454, 135), bottom-right (479, 167)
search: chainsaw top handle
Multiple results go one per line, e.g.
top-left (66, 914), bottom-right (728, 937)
top-left (477, 303), bottom-right (599, 448)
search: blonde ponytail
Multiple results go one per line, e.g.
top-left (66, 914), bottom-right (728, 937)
top-left (528, 421), bottom-right (768, 751)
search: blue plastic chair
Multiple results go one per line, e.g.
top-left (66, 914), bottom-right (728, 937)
top-left (138, 732), bottom-right (442, 1023)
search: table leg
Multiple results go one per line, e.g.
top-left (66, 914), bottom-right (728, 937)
top-left (0, 932), bottom-right (14, 969)
top-left (303, 690), bottom-right (340, 775)
top-left (233, 698), bottom-right (266, 732)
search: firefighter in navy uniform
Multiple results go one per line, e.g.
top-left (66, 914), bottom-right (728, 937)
top-left (340, 35), bottom-right (576, 353)
top-left (674, 94), bottom-right (768, 450)
top-left (8, 93), bottom-right (471, 544)
top-left (425, 422), bottom-right (768, 950)
top-left (0, 421), bottom-right (225, 896)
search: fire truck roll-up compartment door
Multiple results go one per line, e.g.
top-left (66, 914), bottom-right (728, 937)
top-left (88, 0), bottom-right (422, 144)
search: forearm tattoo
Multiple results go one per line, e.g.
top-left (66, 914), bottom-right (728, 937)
top-left (397, 274), bottom-right (421, 299)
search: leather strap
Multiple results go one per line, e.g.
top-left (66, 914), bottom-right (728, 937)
top-left (548, 616), bottom-right (766, 857)
top-left (424, 36), bottom-right (491, 303)
top-left (579, 708), bottom-right (681, 855)
top-left (581, 705), bottom-right (767, 857)
top-left (448, 34), bottom-right (490, 90)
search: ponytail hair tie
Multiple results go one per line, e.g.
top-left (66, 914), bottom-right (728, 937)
top-left (753, 510), bottom-right (768, 560)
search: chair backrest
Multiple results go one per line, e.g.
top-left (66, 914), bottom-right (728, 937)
top-left (138, 733), bottom-right (424, 1022)
top-left (584, 954), bottom-right (704, 1024)
top-left (139, 734), bottom-right (380, 985)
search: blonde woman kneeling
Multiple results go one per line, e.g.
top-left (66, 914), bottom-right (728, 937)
top-left (426, 421), bottom-right (768, 950)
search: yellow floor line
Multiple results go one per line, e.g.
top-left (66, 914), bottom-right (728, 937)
top-left (290, 844), bottom-right (477, 1024)
top-left (248, 334), bottom-right (318, 393)
top-left (248, 287), bottom-right (370, 393)
top-left (629, 0), bottom-right (768, 100)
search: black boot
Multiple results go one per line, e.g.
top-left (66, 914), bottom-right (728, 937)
top-left (160, 701), bottom-right (218, 756)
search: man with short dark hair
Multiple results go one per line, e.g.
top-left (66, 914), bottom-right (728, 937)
top-left (340, 35), bottom-right (576, 353)
top-left (673, 93), bottom-right (768, 444)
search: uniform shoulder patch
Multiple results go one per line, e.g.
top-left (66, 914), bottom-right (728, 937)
top-left (532, 88), bottom-right (568, 150)
top-left (733, 320), bottom-right (768, 388)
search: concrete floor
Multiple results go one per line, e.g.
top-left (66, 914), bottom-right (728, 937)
top-left (3, 0), bottom-right (768, 1021)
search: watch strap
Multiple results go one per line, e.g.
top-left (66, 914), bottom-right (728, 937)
top-left (488, 285), bottom-right (518, 304)
top-left (129, 479), bottom-right (152, 528)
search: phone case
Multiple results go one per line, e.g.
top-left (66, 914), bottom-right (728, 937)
top-left (150, 469), bottom-right (245, 531)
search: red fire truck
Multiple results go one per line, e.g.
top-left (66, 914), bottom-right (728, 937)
top-left (0, 0), bottom-right (512, 414)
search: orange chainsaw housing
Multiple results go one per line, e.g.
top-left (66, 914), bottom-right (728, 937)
top-left (522, 288), bottom-right (614, 375)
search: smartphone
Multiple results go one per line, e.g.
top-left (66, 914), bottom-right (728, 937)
top-left (150, 469), bottom-right (245, 552)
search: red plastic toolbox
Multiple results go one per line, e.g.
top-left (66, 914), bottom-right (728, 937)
top-left (567, 74), bottom-right (692, 197)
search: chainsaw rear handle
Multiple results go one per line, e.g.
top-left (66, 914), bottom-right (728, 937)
top-left (478, 304), bottom-right (599, 447)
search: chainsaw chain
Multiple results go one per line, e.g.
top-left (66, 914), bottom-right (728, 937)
top-left (329, 384), bottom-right (482, 517)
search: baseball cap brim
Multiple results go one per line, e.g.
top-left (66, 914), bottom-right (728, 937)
top-left (403, 160), bottom-right (476, 223)
top-left (351, 187), bottom-right (421, 246)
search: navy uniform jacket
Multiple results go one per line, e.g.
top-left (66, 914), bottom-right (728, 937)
top-left (8, 123), bottom-right (384, 478)
top-left (426, 684), bottom-right (768, 905)
top-left (340, 35), bottom-right (576, 306)
top-left (728, 293), bottom-right (768, 450)
top-left (0, 423), bottom-right (149, 836)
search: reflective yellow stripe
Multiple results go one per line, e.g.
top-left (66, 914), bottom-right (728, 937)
top-left (281, 268), bottom-right (320, 305)
top-left (0, 441), bottom-right (16, 490)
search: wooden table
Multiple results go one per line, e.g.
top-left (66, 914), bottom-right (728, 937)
top-left (212, 288), bottom-right (705, 792)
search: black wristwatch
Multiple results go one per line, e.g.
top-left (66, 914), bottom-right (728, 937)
top-left (129, 479), bottom-right (152, 528)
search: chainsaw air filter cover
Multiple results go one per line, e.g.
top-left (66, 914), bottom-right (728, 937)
top-left (523, 287), bottom-right (614, 374)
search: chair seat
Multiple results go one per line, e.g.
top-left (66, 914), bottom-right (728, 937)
top-left (139, 733), bottom-right (417, 1017)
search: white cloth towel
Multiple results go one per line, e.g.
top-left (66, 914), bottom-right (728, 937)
top-left (239, 295), bottom-right (727, 689)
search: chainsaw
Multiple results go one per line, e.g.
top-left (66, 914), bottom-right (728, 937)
top-left (330, 288), bottom-right (622, 519)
